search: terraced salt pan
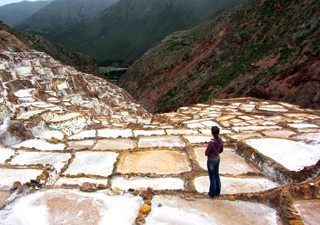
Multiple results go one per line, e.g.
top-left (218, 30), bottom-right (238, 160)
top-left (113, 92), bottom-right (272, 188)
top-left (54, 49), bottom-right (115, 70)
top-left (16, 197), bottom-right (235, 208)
top-left (47, 112), bottom-right (82, 123)
top-left (199, 129), bottom-right (231, 135)
top-left (199, 120), bottom-right (221, 128)
top-left (184, 135), bottom-right (213, 144)
top-left (239, 104), bottom-right (255, 112)
top-left (13, 139), bottom-right (65, 151)
top-left (10, 151), bottom-right (71, 172)
top-left (262, 130), bottom-right (296, 138)
top-left (146, 195), bottom-right (280, 225)
top-left (111, 177), bottom-right (184, 191)
top-left (245, 138), bottom-right (320, 171)
top-left (258, 106), bottom-right (288, 112)
top-left (0, 168), bottom-right (43, 189)
top-left (0, 189), bottom-right (142, 225)
top-left (288, 123), bottom-right (319, 129)
top-left (55, 177), bottom-right (109, 186)
top-left (47, 113), bottom-right (88, 136)
top-left (68, 130), bottom-right (96, 140)
top-left (133, 129), bottom-right (166, 137)
top-left (193, 147), bottom-right (259, 175)
top-left (295, 133), bottom-right (320, 148)
top-left (117, 150), bottom-right (191, 174)
top-left (64, 151), bottom-right (118, 177)
top-left (93, 139), bottom-right (135, 150)
top-left (233, 125), bottom-right (281, 132)
top-left (32, 129), bottom-right (64, 141)
top-left (194, 176), bottom-right (278, 195)
top-left (228, 132), bottom-right (262, 141)
top-left (185, 123), bottom-right (205, 129)
top-left (14, 88), bottom-right (34, 98)
top-left (166, 129), bottom-right (198, 135)
top-left (294, 200), bottom-right (320, 225)
top-left (0, 190), bottom-right (11, 208)
top-left (16, 110), bottom-right (45, 120)
top-left (138, 136), bottom-right (185, 148)
top-left (67, 140), bottom-right (96, 150)
top-left (0, 147), bottom-right (15, 163)
top-left (97, 129), bottom-right (133, 138)
top-left (284, 113), bottom-right (320, 120)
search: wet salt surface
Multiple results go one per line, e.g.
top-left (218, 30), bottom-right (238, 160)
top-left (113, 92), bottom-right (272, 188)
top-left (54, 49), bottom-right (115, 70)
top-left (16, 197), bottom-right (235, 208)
top-left (133, 129), bottom-right (166, 137)
top-left (246, 138), bottom-right (320, 171)
top-left (67, 140), bottom-right (96, 150)
top-left (0, 168), bottom-right (43, 189)
top-left (193, 147), bottom-right (259, 175)
top-left (33, 130), bottom-right (64, 141)
top-left (111, 177), bottom-right (184, 191)
top-left (55, 177), bottom-right (109, 186)
top-left (10, 151), bottom-right (71, 172)
top-left (97, 129), bottom-right (133, 138)
top-left (146, 195), bottom-right (281, 225)
top-left (64, 152), bottom-right (118, 177)
top-left (262, 130), bottom-right (296, 139)
top-left (184, 135), bottom-right (212, 144)
top-left (194, 176), bottom-right (278, 195)
top-left (0, 189), bottom-right (142, 225)
top-left (295, 133), bottom-right (320, 149)
top-left (0, 147), bottom-right (15, 163)
top-left (13, 139), bottom-right (65, 151)
top-left (138, 136), bottom-right (185, 148)
top-left (166, 129), bottom-right (198, 135)
top-left (117, 150), bottom-right (191, 174)
top-left (93, 139), bottom-right (135, 150)
top-left (68, 130), bottom-right (96, 140)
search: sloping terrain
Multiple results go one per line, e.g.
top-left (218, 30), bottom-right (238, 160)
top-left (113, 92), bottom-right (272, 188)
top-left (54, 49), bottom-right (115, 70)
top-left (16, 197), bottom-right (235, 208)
top-left (18, 0), bottom-right (118, 29)
top-left (120, 0), bottom-right (320, 112)
top-left (0, 0), bottom-right (50, 27)
top-left (0, 27), bottom-right (320, 225)
top-left (18, 0), bottom-right (247, 64)
top-left (1, 22), bottom-right (99, 75)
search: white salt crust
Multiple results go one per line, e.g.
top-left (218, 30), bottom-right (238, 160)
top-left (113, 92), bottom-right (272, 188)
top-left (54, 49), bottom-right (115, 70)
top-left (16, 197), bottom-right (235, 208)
top-left (246, 138), bottom-right (320, 171)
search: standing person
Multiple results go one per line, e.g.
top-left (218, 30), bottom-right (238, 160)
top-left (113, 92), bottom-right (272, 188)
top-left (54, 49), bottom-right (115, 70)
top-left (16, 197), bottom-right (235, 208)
top-left (205, 126), bottom-right (223, 197)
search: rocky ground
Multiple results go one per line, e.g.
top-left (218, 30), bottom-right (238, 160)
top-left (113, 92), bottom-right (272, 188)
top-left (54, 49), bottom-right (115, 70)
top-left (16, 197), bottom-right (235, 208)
top-left (0, 32), bottom-right (320, 224)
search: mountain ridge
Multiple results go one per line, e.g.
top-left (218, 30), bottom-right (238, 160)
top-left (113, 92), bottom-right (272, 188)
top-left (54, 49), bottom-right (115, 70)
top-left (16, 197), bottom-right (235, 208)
top-left (17, 0), bottom-right (247, 65)
top-left (119, 0), bottom-right (320, 112)
top-left (0, 0), bottom-right (51, 26)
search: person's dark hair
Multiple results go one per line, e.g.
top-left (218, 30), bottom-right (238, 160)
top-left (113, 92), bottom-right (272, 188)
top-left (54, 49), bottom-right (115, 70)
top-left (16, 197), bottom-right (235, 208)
top-left (211, 126), bottom-right (220, 138)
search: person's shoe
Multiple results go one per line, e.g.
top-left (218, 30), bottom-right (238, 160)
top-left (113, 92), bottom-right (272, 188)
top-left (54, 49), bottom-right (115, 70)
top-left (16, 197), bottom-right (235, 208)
top-left (204, 193), bottom-right (214, 198)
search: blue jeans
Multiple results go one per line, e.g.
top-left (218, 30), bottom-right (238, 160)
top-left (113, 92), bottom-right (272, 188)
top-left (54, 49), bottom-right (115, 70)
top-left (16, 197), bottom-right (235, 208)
top-left (207, 157), bottom-right (221, 197)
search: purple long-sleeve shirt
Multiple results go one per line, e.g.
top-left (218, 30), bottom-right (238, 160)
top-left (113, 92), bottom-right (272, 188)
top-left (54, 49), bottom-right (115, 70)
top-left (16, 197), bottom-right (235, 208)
top-left (205, 137), bottom-right (223, 160)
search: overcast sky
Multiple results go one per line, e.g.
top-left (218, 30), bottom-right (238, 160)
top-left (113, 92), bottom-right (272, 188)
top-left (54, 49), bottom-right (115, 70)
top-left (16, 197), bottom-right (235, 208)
top-left (0, 0), bottom-right (43, 7)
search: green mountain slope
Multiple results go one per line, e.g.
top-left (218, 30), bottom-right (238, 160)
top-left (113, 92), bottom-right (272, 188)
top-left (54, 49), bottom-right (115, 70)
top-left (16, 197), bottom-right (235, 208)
top-left (119, 0), bottom-right (320, 112)
top-left (0, 21), bottom-right (99, 75)
top-left (18, 0), bottom-right (247, 65)
top-left (0, 0), bottom-right (51, 27)
top-left (19, 0), bottom-right (118, 29)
